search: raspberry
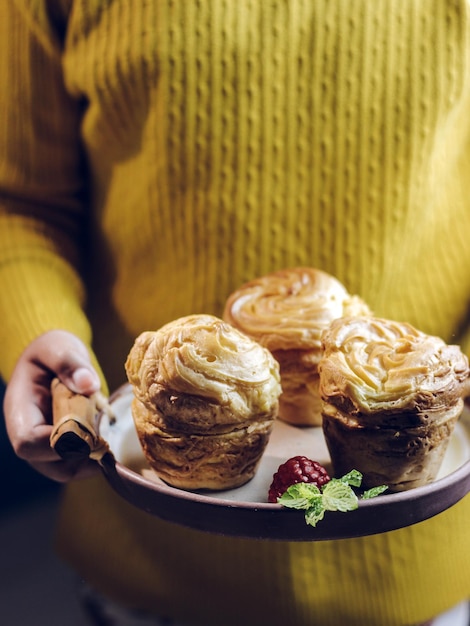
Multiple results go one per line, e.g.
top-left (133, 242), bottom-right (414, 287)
top-left (268, 456), bottom-right (331, 503)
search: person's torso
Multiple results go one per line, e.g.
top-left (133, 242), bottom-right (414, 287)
top-left (62, 0), bottom-right (470, 386)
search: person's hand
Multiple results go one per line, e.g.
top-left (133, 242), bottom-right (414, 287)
top-left (3, 330), bottom-right (103, 482)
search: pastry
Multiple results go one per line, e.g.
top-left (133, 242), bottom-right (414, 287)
top-left (319, 316), bottom-right (469, 491)
top-left (125, 314), bottom-right (281, 490)
top-left (223, 267), bottom-right (370, 426)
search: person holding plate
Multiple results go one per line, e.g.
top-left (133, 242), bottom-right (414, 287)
top-left (1, 2), bottom-right (469, 625)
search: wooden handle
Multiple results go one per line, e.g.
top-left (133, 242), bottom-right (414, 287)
top-left (50, 378), bottom-right (111, 463)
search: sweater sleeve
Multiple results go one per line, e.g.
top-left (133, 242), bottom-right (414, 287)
top-left (0, 1), bottom-right (97, 381)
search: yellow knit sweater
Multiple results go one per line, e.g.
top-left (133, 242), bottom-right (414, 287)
top-left (1, 1), bottom-right (469, 625)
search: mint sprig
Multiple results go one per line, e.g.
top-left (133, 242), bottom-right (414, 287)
top-left (362, 484), bottom-right (389, 499)
top-left (277, 471), bottom-right (388, 527)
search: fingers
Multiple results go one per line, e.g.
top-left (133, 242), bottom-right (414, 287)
top-left (4, 379), bottom-right (99, 482)
top-left (25, 330), bottom-right (101, 395)
top-left (5, 399), bottom-right (100, 482)
top-left (3, 330), bottom-right (104, 483)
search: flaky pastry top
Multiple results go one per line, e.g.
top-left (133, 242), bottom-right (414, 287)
top-left (125, 314), bottom-right (281, 419)
top-left (319, 316), bottom-right (469, 413)
top-left (223, 267), bottom-right (370, 352)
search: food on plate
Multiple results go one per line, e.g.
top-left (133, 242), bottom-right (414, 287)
top-left (223, 267), bottom-right (370, 426)
top-left (271, 459), bottom-right (387, 528)
top-left (125, 314), bottom-right (281, 490)
top-left (319, 316), bottom-right (470, 492)
top-left (268, 455), bottom-right (331, 503)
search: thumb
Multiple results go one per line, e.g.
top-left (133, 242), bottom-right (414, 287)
top-left (67, 366), bottom-right (102, 395)
top-left (33, 330), bottom-right (102, 396)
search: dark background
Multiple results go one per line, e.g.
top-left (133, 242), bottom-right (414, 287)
top-left (0, 379), bottom-right (91, 626)
top-left (0, 379), bottom-right (59, 513)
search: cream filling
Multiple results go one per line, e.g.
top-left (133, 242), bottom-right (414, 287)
top-left (223, 267), bottom-right (370, 351)
top-left (126, 314), bottom-right (281, 418)
top-left (320, 316), bottom-right (469, 413)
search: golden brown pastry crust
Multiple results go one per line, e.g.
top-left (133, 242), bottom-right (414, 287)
top-left (125, 314), bottom-right (281, 490)
top-left (319, 316), bottom-right (470, 491)
top-left (322, 399), bottom-right (461, 490)
top-left (132, 398), bottom-right (273, 490)
top-left (223, 267), bottom-right (370, 425)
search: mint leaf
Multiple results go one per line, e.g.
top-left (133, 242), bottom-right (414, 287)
top-left (278, 483), bottom-right (326, 528)
top-left (305, 500), bottom-right (326, 527)
top-left (337, 469), bottom-right (363, 488)
top-left (361, 485), bottom-right (388, 499)
top-left (276, 470), bottom-right (388, 529)
top-left (278, 482), bottom-right (322, 509)
top-left (322, 480), bottom-right (359, 513)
